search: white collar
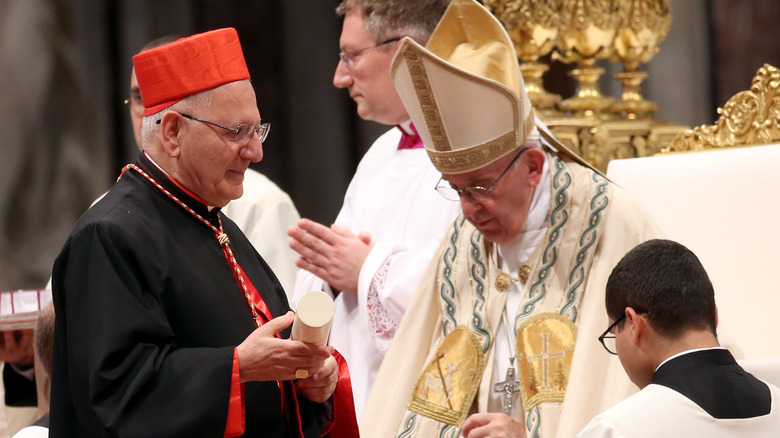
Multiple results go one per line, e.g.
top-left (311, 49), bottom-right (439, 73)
top-left (397, 119), bottom-right (414, 136)
top-left (497, 151), bottom-right (550, 272)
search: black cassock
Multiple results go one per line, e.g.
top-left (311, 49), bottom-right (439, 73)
top-left (653, 348), bottom-right (771, 419)
top-left (50, 154), bottom-right (329, 437)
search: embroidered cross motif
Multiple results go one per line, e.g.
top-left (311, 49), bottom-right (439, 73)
top-left (526, 333), bottom-right (566, 391)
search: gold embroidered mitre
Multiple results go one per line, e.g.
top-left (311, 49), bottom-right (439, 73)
top-left (389, 0), bottom-right (534, 175)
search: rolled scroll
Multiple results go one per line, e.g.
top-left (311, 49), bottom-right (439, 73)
top-left (291, 290), bottom-right (335, 347)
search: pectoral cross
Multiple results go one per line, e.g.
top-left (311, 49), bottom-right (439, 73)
top-left (493, 360), bottom-right (521, 415)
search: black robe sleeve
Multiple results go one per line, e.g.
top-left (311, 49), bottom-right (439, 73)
top-left (50, 221), bottom-right (236, 437)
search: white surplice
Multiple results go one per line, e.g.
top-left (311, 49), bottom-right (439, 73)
top-left (292, 126), bottom-right (461, 419)
top-left (577, 383), bottom-right (780, 438)
top-left (222, 168), bottom-right (301, 297)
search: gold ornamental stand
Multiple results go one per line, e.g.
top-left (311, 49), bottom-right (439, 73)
top-left (487, 0), bottom-right (689, 172)
top-left (483, 0), bottom-right (563, 114)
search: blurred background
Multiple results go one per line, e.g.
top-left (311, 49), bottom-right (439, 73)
top-left (0, 0), bottom-right (777, 290)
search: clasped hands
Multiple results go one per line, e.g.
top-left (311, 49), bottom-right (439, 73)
top-left (237, 312), bottom-right (337, 403)
top-left (287, 219), bottom-right (372, 295)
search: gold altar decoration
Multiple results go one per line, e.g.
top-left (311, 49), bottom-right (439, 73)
top-left (483, 0), bottom-right (563, 113)
top-left (485, 0), bottom-right (687, 172)
top-left (664, 64), bottom-right (780, 152)
top-left (611, 0), bottom-right (672, 119)
top-left (554, 0), bottom-right (620, 115)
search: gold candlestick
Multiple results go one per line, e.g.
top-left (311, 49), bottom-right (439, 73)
top-left (484, 0), bottom-right (563, 113)
top-left (610, 0), bottom-right (671, 119)
top-left (555, 0), bottom-right (620, 116)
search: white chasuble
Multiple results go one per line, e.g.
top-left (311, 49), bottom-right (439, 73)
top-left (398, 152), bottom-right (607, 438)
top-left (362, 152), bottom-right (664, 438)
top-left (221, 168), bottom-right (300, 297)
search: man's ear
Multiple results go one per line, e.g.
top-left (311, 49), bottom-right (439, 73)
top-left (714, 304), bottom-right (719, 329)
top-left (524, 147), bottom-right (545, 187)
top-left (159, 111), bottom-right (183, 158)
top-left (625, 307), bottom-right (646, 345)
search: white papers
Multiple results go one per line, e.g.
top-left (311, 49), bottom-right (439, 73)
top-left (0, 289), bottom-right (52, 330)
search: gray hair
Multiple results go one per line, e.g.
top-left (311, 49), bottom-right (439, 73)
top-left (336, 0), bottom-right (451, 45)
top-left (140, 89), bottom-right (214, 147)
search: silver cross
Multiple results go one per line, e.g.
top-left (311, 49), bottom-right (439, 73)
top-left (493, 364), bottom-right (521, 415)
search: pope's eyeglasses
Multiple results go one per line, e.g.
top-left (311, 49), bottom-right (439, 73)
top-left (435, 147), bottom-right (529, 202)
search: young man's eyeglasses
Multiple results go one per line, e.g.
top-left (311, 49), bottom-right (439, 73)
top-left (174, 112), bottom-right (270, 144)
top-left (598, 314), bottom-right (626, 355)
top-left (435, 147), bottom-right (529, 202)
top-left (338, 38), bottom-right (401, 66)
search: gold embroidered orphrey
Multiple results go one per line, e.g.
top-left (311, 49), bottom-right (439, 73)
top-left (409, 326), bottom-right (486, 426)
top-left (515, 313), bottom-right (577, 411)
top-left (495, 265), bottom-right (531, 292)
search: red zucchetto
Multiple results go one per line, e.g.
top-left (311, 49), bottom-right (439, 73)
top-left (133, 27), bottom-right (250, 116)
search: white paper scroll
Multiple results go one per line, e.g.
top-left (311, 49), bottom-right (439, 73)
top-left (291, 290), bottom-right (335, 346)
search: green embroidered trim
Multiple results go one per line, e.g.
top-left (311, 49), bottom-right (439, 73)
top-left (439, 424), bottom-right (457, 438)
top-left (560, 173), bottom-right (610, 322)
top-left (468, 229), bottom-right (491, 353)
top-left (440, 215), bottom-right (466, 336)
top-left (518, 154), bottom-right (571, 322)
top-left (397, 412), bottom-right (417, 438)
top-left (527, 405), bottom-right (542, 438)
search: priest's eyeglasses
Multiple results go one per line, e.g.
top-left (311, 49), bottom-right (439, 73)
top-left (435, 147), bottom-right (529, 202)
top-left (598, 314), bottom-right (626, 355)
top-left (339, 38), bottom-right (401, 66)
top-left (177, 112), bottom-right (270, 144)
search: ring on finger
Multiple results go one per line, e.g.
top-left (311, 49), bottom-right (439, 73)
top-left (295, 368), bottom-right (309, 379)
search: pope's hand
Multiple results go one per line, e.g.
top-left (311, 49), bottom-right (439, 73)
top-left (237, 312), bottom-right (333, 383)
top-left (461, 413), bottom-right (526, 438)
top-left (287, 219), bottom-right (372, 295)
top-left (295, 354), bottom-right (338, 403)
